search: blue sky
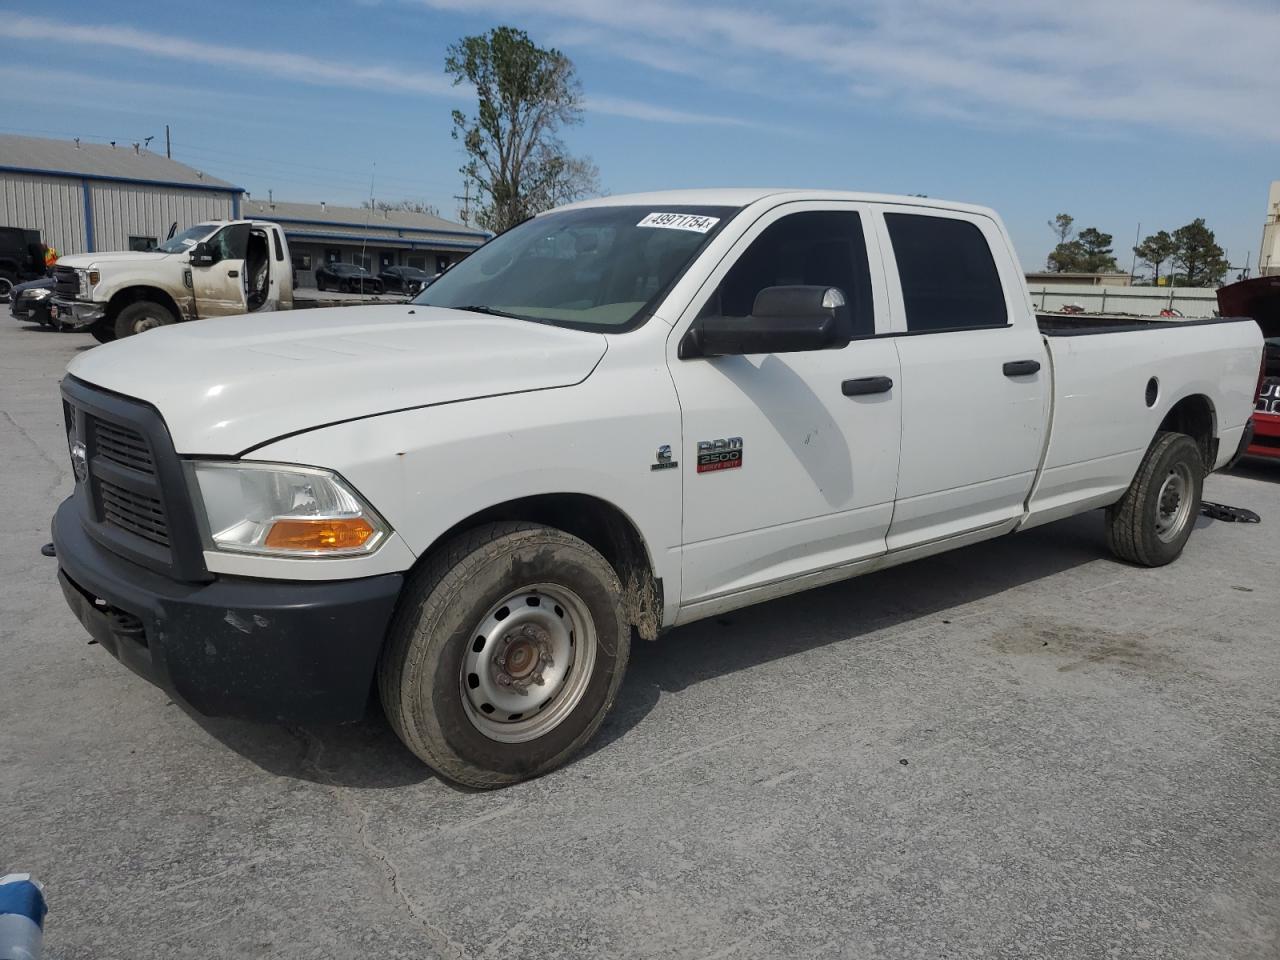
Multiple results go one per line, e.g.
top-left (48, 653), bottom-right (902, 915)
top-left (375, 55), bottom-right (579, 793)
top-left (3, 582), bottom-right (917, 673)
top-left (4, 1), bottom-right (1277, 273)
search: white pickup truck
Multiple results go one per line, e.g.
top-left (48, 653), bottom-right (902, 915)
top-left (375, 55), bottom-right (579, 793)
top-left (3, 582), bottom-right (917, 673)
top-left (49, 189), bottom-right (1262, 788)
top-left (51, 219), bottom-right (293, 342)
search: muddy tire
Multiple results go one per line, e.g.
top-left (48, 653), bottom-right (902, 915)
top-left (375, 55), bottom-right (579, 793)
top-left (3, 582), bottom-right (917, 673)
top-left (114, 300), bottom-right (175, 339)
top-left (378, 522), bottom-right (629, 789)
top-left (1105, 431), bottom-right (1204, 567)
top-left (88, 319), bottom-right (116, 343)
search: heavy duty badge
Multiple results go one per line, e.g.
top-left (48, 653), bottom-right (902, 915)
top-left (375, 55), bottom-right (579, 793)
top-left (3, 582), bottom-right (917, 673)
top-left (697, 437), bottom-right (743, 473)
top-left (651, 444), bottom-right (678, 471)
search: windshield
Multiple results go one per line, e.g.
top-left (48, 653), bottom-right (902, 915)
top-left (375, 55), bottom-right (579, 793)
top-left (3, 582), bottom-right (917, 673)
top-left (157, 224), bottom-right (216, 254)
top-left (413, 204), bottom-right (736, 331)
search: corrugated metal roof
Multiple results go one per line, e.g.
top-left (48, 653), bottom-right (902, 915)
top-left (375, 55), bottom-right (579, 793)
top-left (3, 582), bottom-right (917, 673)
top-left (0, 134), bottom-right (239, 190)
top-left (240, 198), bottom-right (486, 239)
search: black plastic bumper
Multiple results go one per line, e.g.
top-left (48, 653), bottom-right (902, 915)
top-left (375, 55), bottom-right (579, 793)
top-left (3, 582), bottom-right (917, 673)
top-left (52, 497), bottom-right (403, 723)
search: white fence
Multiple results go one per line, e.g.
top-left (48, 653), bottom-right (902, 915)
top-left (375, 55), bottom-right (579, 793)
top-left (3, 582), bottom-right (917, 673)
top-left (1027, 283), bottom-right (1220, 318)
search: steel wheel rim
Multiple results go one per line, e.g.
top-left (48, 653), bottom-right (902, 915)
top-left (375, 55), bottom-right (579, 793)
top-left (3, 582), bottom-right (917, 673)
top-left (133, 312), bottom-right (165, 333)
top-left (1154, 462), bottom-right (1194, 542)
top-left (459, 583), bottom-right (597, 743)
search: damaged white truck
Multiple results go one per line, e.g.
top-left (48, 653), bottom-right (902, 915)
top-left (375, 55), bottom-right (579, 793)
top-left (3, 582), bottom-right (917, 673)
top-left (49, 190), bottom-right (1263, 788)
top-left (51, 219), bottom-right (293, 342)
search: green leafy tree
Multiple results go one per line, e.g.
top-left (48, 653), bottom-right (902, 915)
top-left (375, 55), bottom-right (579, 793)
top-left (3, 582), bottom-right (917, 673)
top-left (1133, 230), bottom-right (1177, 284)
top-left (1076, 227), bottom-right (1118, 273)
top-left (445, 27), bottom-right (600, 233)
top-left (1047, 240), bottom-right (1086, 272)
top-left (1171, 218), bottom-right (1229, 287)
top-left (1048, 213), bottom-right (1074, 244)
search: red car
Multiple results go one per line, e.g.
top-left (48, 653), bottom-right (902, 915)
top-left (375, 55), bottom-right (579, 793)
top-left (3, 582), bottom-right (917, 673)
top-left (1219, 277), bottom-right (1280, 460)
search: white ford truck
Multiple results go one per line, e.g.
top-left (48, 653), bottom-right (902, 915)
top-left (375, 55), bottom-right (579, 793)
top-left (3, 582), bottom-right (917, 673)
top-left (50, 220), bottom-right (293, 342)
top-left (49, 190), bottom-right (1263, 788)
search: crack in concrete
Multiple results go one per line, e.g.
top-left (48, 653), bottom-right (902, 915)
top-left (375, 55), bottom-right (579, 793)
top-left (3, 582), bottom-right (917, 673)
top-left (290, 726), bottom-right (470, 960)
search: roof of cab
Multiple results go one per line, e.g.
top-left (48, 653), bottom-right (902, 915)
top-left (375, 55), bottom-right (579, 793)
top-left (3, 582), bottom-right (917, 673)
top-left (555, 188), bottom-right (997, 219)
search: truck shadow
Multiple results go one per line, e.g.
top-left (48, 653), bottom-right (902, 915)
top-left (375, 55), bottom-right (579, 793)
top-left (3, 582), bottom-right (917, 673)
top-left (192, 510), bottom-right (1113, 790)
top-left (1228, 456), bottom-right (1280, 484)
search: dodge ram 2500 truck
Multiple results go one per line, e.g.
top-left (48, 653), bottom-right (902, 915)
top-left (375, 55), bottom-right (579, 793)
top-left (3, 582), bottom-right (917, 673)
top-left (51, 219), bottom-right (293, 342)
top-left (49, 190), bottom-right (1263, 788)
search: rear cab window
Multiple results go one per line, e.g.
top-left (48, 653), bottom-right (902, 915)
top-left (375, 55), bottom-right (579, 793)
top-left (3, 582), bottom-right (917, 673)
top-left (884, 212), bottom-right (1008, 333)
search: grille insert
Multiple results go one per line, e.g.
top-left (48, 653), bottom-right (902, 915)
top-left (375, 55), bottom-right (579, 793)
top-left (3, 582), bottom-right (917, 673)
top-left (99, 480), bottom-right (170, 547)
top-left (94, 420), bottom-right (155, 474)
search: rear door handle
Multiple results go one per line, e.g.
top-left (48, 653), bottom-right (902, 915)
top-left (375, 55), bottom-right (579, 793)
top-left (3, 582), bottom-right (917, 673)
top-left (1003, 360), bottom-right (1041, 377)
top-left (842, 376), bottom-right (894, 396)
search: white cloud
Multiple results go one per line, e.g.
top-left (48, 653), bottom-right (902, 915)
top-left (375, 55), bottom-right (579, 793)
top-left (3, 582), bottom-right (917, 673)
top-left (8, 15), bottom-right (461, 97)
top-left (5, 13), bottom-right (754, 129)
top-left (417, 0), bottom-right (1280, 141)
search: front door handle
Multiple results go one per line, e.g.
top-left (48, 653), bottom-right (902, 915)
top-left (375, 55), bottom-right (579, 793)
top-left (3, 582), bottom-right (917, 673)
top-left (842, 376), bottom-right (894, 396)
top-left (228, 270), bottom-right (239, 278)
top-left (1003, 359), bottom-right (1041, 377)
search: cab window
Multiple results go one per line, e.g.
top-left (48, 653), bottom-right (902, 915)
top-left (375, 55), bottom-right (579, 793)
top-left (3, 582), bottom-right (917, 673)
top-left (207, 224), bottom-right (250, 263)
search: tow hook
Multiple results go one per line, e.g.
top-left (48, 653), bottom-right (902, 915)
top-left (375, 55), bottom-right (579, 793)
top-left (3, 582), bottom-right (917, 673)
top-left (40, 542), bottom-right (56, 558)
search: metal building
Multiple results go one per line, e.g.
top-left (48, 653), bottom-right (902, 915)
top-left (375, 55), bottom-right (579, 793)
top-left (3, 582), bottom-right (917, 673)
top-left (239, 199), bottom-right (488, 288)
top-left (0, 134), bottom-right (241, 255)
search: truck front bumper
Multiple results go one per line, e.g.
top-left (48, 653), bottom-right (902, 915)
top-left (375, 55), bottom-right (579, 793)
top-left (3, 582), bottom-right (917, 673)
top-left (51, 298), bottom-right (105, 329)
top-left (52, 497), bottom-right (403, 723)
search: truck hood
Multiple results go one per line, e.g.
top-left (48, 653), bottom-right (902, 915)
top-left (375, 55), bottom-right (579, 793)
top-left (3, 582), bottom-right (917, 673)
top-left (66, 305), bottom-right (608, 454)
top-left (56, 251), bottom-right (177, 268)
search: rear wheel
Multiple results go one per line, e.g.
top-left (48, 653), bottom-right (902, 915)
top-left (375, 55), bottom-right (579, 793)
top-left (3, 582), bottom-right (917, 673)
top-left (114, 300), bottom-right (175, 339)
top-left (378, 522), bottom-right (630, 789)
top-left (1106, 431), bottom-right (1204, 566)
top-left (316, 277), bottom-right (326, 292)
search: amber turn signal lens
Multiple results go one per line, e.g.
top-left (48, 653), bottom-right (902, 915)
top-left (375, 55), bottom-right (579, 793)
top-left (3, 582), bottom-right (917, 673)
top-left (263, 517), bottom-right (376, 551)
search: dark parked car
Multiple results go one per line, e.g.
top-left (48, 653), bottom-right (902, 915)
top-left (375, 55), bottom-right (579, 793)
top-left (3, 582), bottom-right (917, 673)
top-left (9, 276), bottom-right (57, 328)
top-left (314, 262), bottom-right (384, 294)
top-left (379, 265), bottom-right (435, 294)
top-left (0, 226), bottom-right (46, 299)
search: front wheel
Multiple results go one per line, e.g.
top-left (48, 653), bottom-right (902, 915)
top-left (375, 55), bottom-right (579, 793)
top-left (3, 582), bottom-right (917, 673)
top-left (1106, 431), bottom-right (1204, 566)
top-left (114, 300), bottom-right (175, 339)
top-left (88, 318), bottom-right (116, 343)
top-left (378, 522), bottom-right (630, 789)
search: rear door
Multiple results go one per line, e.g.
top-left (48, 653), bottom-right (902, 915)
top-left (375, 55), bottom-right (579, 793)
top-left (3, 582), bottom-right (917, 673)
top-left (876, 207), bottom-right (1049, 550)
top-left (668, 202), bottom-right (902, 607)
top-left (191, 223), bottom-right (249, 318)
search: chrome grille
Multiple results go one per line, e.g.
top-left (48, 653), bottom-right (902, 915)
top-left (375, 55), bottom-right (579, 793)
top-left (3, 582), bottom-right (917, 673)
top-left (99, 480), bottom-right (170, 547)
top-left (94, 420), bottom-right (155, 474)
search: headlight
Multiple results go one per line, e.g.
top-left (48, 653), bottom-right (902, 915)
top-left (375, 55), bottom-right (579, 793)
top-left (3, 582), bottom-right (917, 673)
top-left (76, 267), bottom-right (100, 296)
top-left (188, 461), bottom-right (390, 558)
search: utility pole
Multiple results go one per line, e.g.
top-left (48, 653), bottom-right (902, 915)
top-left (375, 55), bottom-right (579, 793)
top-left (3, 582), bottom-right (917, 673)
top-left (453, 181), bottom-right (472, 227)
top-left (165, 124), bottom-right (171, 159)
top-left (1129, 222), bottom-right (1140, 282)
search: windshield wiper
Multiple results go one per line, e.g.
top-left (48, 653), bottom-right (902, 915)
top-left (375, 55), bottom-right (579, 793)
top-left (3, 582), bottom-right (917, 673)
top-left (453, 304), bottom-right (527, 320)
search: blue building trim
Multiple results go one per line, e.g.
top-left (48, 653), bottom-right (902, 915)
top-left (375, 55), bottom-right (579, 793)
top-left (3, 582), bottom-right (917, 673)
top-left (283, 230), bottom-right (485, 250)
top-left (232, 193), bottom-right (240, 219)
top-left (265, 216), bottom-right (488, 240)
top-left (80, 177), bottom-right (94, 253)
top-left (0, 164), bottom-right (243, 195)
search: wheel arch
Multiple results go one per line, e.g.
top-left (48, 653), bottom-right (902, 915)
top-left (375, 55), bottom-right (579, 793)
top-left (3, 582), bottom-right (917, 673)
top-left (105, 286), bottom-right (185, 324)
top-left (1158, 392), bottom-right (1217, 468)
top-left (418, 493), bottom-right (663, 641)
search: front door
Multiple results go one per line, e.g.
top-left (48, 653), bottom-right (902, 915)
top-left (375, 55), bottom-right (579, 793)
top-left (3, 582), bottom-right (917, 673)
top-left (875, 207), bottom-right (1050, 550)
top-left (190, 223), bottom-right (249, 318)
top-left (668, 203), bottom-right (902, 608)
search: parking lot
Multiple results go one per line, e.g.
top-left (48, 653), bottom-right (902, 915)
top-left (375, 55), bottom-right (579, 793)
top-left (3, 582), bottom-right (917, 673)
top-left (2, 319), bottom-right (1278, 959)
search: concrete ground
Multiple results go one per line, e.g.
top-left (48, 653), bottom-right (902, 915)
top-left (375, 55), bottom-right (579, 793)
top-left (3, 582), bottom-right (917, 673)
top-left (2, 319), bottom-right (1278, 960)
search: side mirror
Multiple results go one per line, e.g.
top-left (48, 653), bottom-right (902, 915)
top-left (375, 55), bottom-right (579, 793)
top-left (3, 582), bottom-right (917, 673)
top-left (189, 242), bottom-right (216, 267)
top-left (681, 285), bottom-right (851, 358)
